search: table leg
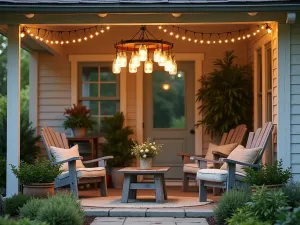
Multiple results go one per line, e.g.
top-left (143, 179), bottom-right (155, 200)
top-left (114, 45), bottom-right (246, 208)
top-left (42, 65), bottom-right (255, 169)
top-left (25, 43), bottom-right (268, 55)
top-left (121, 174), bottom-right (131, 203)
top-left (129, 175), bottom-right (137, 200)
top-left (154, 174), bottom-right (164, 203)
top-left (161, 174), bottom-right (168, 200)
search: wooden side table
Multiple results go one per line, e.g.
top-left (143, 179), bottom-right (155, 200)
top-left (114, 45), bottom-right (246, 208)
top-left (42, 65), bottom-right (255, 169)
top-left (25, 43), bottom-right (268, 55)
top-left (118, 167), bottom-right (170, 203)
top-left (67, 136), bottom-right (98, 161)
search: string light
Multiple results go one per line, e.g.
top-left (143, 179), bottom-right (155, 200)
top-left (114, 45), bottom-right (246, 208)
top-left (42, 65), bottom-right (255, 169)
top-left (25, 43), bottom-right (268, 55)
top-left (158, 23), bottom-right (271, 45)
top-left (19, 25), bottom-right (111, 45)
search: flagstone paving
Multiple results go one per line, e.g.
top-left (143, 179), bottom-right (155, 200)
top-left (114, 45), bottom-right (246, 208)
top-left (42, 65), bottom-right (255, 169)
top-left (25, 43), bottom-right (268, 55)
top-left (90, 217), bottom-right (209, 225)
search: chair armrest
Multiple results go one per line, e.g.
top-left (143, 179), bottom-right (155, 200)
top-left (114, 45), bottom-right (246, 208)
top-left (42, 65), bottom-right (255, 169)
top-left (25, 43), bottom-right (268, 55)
top-left (82, 156), bottom-right (114, 164)
top-left (178, 152), bottom-right (205, 164)
top-left (221, 158), bottom-right (260, 168)
top-left (53, 156), bottom-right (83, 165)
top-left (212, 151), bottom-right (229, 158)
top-left (190, 156), bottom-right (223, 164)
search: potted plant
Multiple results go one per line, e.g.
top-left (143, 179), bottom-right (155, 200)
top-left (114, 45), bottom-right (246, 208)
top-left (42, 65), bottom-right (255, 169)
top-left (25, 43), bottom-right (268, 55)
top-left (63, 104), bottom-right (95, 137)
top-left (195, 50), bottom-right (253, 137)
top-left (131, 138), bottom-right (163, 169)
top-left (11, 159), bottom-right (62, 198)
top-left (102, 112), bottom-right (135, 188)
top-left (244, 159), bottom-right (292, 191)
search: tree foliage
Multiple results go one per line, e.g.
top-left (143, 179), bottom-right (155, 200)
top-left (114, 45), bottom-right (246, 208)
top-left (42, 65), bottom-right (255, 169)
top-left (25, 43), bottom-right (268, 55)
top-left (196, 50), bottom-right (253, 136)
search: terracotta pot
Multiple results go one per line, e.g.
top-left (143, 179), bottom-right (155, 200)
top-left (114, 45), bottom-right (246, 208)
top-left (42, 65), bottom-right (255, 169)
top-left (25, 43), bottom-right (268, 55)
top-left (140, 158), bottom-right (152, 169)
top-left (72, 128), bottom-right (87, 137)
top-left (111, 167), bottom-right (124, 189)
top-left (23, 183), bottom-right (55, 198)
top-left (251, 184), bottom-right (283, 192)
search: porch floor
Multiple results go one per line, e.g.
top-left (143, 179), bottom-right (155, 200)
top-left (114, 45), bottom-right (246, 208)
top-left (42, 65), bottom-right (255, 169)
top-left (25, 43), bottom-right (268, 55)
top-left (79, 186), bottom-right (219, 218)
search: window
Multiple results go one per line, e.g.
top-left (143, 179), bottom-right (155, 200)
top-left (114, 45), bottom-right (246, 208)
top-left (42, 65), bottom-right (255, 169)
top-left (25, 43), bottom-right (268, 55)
top-left (256, 48), bottom-right (263, 127)
top-left (265, 43), bottom-right (272, 122)
top-left (79, 62), bottom-right (120, 135)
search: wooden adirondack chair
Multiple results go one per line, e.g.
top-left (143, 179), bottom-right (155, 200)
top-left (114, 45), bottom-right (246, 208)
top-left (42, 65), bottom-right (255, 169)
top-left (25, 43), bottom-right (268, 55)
top-left (192, 122), bottom-right (274, 202)
top-left (41, 126), bottom-right (113, 198)
top-left (178, 124), bottom-right (247, 192)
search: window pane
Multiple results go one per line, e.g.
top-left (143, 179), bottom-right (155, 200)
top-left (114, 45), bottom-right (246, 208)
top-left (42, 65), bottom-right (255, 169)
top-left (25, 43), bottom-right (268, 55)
top-left (82, 67), bottom-right (98, 82)
top-left (153, 70), bottom-right (185, 128)
top-left (87, 117), bottom-right (99, 136)
top-left (100, 67), bottom-right (116, 81)
top-left (100, 117), bottom-right (108, 133)
top-left (82, 101), bottom-right (99, 116)
top-left (100, 100), bottom-right (120, 115)
top-left (82, 83), bottom-right (98, 97)
top-left (100, 83), bottom-right (116, 97)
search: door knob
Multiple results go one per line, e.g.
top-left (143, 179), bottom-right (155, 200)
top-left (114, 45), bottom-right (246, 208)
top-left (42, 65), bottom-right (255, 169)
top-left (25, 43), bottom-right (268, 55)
top-left (190, 129), bottom-right (195, 134)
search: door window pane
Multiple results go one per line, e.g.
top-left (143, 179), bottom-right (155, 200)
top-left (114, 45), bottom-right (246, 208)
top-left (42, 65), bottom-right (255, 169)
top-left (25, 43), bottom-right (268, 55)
top-left (153, 70), bottom-right (185, 128)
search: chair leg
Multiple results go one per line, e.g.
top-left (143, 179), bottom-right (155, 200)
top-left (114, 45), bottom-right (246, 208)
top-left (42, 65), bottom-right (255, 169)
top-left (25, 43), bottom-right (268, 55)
top-left (69, 161), bottom-right (79, 199)
top-left (213, 187), bottom-right (221, 196)
top-left (182, 172), bottom-right (189, 192)
top-left (199, 180), bottom-right (207, 202)
top-left (100, 176), bottom-right (108, 197)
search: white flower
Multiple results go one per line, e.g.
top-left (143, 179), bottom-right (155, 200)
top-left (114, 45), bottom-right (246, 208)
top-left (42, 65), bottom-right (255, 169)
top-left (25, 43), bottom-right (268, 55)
top-left (140, 150), bottom-right (144, 153)
top-left (143, 154), bottom-right (147, 158)
top-left (151, 146), bottom-right (156, 150)
top-left (153, 142), bottom-right (156, 144)
top-left (145, 149), bottom-right (149, 153)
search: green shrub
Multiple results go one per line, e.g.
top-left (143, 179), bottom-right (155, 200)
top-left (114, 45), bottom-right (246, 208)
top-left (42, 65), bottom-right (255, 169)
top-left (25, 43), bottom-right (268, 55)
top-left (214, 188), bottom-right (252, 224)
top-left (0, 155), bottom-right (6, 189)
top-left (282, 182), bottom-right (300, 208)
top-left (0, 216), bottom-right (48, 225)
top-left (36, 192), bottom-right (84, 225)
top-left (244, 160), bottom-right (292, 186)
top-left (245, 186), bottom-right (290, 224)
top-left (19, 198), bottom-right (47, 221)
top-left (11, 159), bottom-right (62, 184)
top-left (3, 194), bottom-right (31, 216)
top-left (275, 206), bottom-right (300, 225)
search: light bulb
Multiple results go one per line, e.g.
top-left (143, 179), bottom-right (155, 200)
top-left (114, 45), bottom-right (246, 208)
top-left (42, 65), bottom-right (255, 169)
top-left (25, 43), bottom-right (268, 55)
top-left (20, 32), bottom-right (25, 38)
top-left (46, 40), bottom-right (49, 43)
top-left (50, 41), bottom-right (54, 44)
top-left (131, 52), bottom-right (140, 67)
top-left (26, 29), bottom-right (31, 34)
top-left (231, 38), bottom-right (235, 42)
top-left (162, 84), bottom-right (170, 90)
top-left (219, 40), bottom-right (222, 43)
top-left (89, 34), bottom-right (94, 39)
top-left (175, 34), bottom-right (179, 39)
top-left (182, 36), bottom-right (186, 40)
top-left (158, 52), bottom-right (167, 66)
top-left (164, 55), bottom-right (173, 72)
top-left (261, 25), bottom-right (265, 29)
top-left (84, 37), bottom-right (88, 41)
top-left (106, 26), bottom-right (110, 30)
top-left (257, 29), bottom-right (260, 33)
top-left (72, 39), bottom-right (76, 43)
top-left (170, 32), bottom-right (174, 36)
top-left (169, 60), bottom-right (177, 75)
top-left (129, 60), bottom-right (137, 73)
top-left (225, 39), bottom-right (228, 43)
top-left (247, 34), bottom-right (251, 38)
top-left (253, 32), bottom-right (256, 36)
top-left (194, 39), bottom-right (198, 43)
top-left (101, 29), bottom-right (105, 33)
top-left (188, 38), bottom-right (192, 42)
top-left (39, 37), bottom-right (43, 41)
top-left (95, 31), bottom-right (99, 36)
top-left (30, 33), bottom-right (34, 37)
top-left (66, 40), bottom-right (69, 44)
top-left (207, 40), bottom-right (211, 44)
top-left (60, 41), bottom-right (64, 45)
top-left (158, 26), bottom-right (162, 30)
top-left (213, 41), bottom-right (216, 44)
top-left (112, 59), bottom-right (121, 74)
top-left (144, 59), bottom-right (153, 74)
top-left (35, 35), bottom-right (39, 40)
top-left (267, 27), bottom-right (272, 33)
top-left (55, 40), bottom-right (59, 44)
top-left (119, 52), bottom-right (127, 68)
top-left (242, 36), bottom-right (246, 39)
top-left (237, 37), bottom-right (241, 40)
top-left (78, 38), bottom-right (82, 42)
top-left (154, 48), bottom-right (162, 63)
top-left (138, 45), bottom-right (147, 62)
top-left (116, 52), bottom-right (121, 66)
top-left (163, 29), bottom-right (167, 33)
top-left (200, 40), bottom-right (204, 44)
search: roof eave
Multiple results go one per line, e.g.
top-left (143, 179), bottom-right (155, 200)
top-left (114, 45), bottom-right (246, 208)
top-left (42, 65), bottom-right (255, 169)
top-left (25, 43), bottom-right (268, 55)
top-left (0, 3), bottom-right (300, 13)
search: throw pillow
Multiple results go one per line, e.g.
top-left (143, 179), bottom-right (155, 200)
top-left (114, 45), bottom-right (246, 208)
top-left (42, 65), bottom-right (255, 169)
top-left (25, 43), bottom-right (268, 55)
top-left (50, 144), bottom-right (85, 171)
top-left (220, 145), bottom-right (262, 173)
top-left (205, 142), bottom-right (238, 160)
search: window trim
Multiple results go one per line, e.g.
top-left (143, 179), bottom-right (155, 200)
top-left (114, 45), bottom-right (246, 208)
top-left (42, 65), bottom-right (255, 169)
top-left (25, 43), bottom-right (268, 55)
top-left (68, 54), bottom-right (127, 125)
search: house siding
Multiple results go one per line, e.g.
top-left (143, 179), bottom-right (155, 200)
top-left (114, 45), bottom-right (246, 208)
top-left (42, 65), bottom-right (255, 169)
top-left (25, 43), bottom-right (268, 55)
top-left (291, 21), bottom-right (300, 181)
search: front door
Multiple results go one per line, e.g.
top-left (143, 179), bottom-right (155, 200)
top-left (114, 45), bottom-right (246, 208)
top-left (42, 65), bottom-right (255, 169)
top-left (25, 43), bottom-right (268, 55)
top-left (144, 61), bottom-right (195, 179)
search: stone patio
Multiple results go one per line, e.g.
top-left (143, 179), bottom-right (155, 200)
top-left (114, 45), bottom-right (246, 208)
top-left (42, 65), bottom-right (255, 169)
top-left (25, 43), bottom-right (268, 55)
top-left (90, 217), bottom-right (209, 225)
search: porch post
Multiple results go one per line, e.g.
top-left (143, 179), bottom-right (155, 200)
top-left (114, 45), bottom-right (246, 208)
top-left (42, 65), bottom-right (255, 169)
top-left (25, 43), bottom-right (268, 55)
top-left (6, 25), bottom-right (21, 197)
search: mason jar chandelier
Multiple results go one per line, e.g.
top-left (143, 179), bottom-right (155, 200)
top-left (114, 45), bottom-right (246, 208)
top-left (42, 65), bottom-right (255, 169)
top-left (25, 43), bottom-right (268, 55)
top-left (113, 25), bottom-right (177, 75)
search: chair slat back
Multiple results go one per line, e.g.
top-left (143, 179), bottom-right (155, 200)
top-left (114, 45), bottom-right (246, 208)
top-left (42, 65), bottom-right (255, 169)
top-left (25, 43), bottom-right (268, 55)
top-left (245, 122), bottom-right (274, 164)
top-left (220, 124), bottom-right (247, 145)
top-left (41, 126), bottom-right (70, 160)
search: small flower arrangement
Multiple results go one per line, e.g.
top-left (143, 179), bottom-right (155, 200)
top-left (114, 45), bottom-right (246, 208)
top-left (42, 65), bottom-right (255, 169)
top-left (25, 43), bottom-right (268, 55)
top-left (131, 138), bottom-right (163, 159)
top-left (63, 104), bottom-right (95, 130)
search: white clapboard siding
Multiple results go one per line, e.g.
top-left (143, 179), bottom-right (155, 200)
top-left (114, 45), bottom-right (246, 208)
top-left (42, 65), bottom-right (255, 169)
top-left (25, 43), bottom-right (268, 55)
top-left (291, 22), bottom-right (300, 181)
top-left (38, 54), bottom-right (71, 134)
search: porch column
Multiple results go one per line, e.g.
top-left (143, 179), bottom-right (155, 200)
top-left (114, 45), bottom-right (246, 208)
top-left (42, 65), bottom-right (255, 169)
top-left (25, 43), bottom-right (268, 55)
top-left (6, 25), bottom-right (21, 197)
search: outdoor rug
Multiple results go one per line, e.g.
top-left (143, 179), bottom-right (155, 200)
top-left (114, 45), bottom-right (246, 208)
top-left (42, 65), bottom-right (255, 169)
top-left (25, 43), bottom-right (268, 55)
top-left (80, 196), bottom-right (212, 208)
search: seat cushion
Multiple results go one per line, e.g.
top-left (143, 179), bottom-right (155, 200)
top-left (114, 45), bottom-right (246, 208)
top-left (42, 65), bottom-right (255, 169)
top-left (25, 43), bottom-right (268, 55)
top-left (196, 169), bottom-right (246, 183)
top-left (50, 144), bottom-right (85, 171)
top-left (57, 167), bottom-right (106, 180)
top-left (183, 162), bottom-right (214, 174)
top-left (220, 145), bottom-right (262, 173)
top-left (205, 142), bottom-right (238, 160)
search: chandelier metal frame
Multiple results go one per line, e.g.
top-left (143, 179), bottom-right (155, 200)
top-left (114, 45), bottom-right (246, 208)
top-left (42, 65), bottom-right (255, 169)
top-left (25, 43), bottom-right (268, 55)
top-left (114, 25), bottom-right (174, 52)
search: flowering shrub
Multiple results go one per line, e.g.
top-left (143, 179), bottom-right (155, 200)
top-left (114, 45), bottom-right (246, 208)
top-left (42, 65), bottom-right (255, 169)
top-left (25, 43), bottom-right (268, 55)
top-left (131, 138), bottom-right (162, 159)
top-left (63, 104), bottom-right (94, 130)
